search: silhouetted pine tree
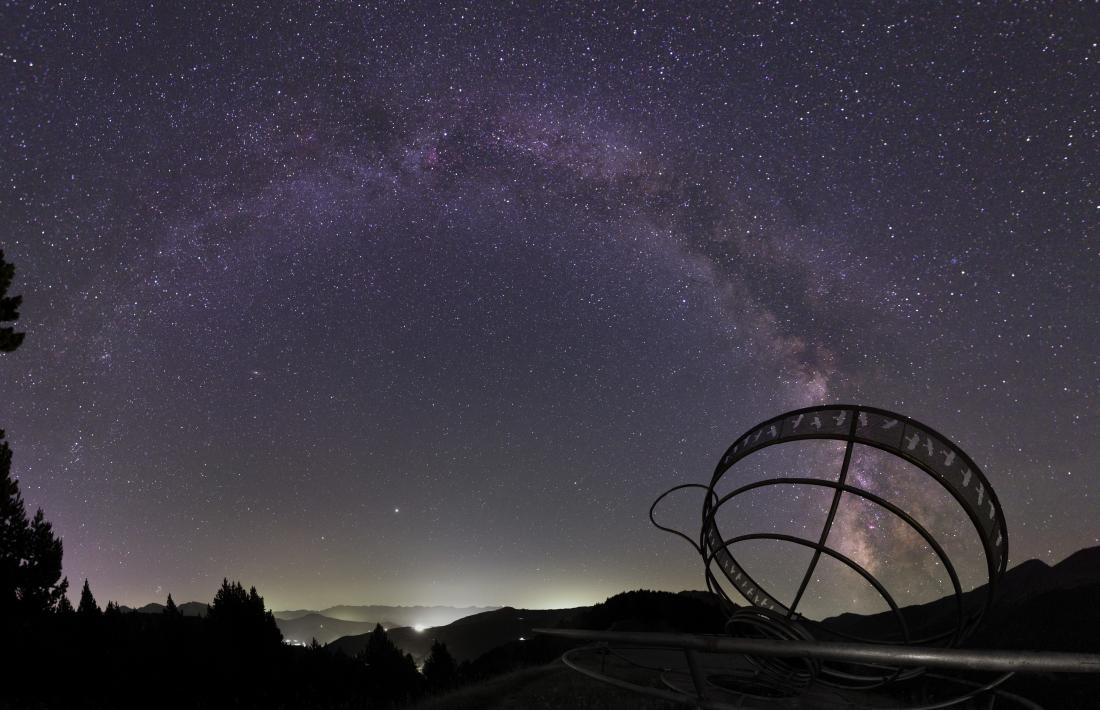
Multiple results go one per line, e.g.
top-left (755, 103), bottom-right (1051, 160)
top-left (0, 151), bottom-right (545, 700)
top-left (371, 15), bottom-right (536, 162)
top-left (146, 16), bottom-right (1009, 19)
top-left (0, 249), bottom-right (24, 352)
top-left (423, 639), bottom-right (457, 691)
top-left (164, 593), bottom-right (179, 616)
top-left (21, 510), bottom-right (66, 612)
top-left (0, 431), bottom-right (26, 619)
top-left (57, 590), bottom-right (74, 615)
top-left (207, 578), bottom-right (282, 647)
top-left (358, 623), bottom-right (423, 703)
top-left (0, 254), bottom-right (66, 618)
top-left (104, 600), bottom-right (121, 617)
top-left (77, 579), bottom-right (100, 617)
top-left (0, 430), bottom-right (68, 618)
top-left (208, 578), bottom-right (248, 621)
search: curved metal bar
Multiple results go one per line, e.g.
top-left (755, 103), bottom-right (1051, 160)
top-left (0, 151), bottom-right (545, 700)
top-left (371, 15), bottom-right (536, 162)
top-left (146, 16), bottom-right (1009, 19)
top-left (809, 617), bottom-right (962, 647)
top-left (707, 531), bottom-right (915, 688)
top-left (649, 483), bottom-right (712, 556)
top-left (602, 644), bottom-right (675, 673)
top-left (701, 556), bottom-right (757, 612)
top-left (706, 533), bottom-right (912, 645)
top-left (699, 557), bottom-right (743, 613)
top-left (872, 672), bottom-right (1015, 710)
top-left (724, 607), bottom-right (820, 693)
top-left (711, 406), bottom-right (1010, 565)
top-left (661, 667), bottom-right (791, 704)
top-left (698, 493), bottom-right (790, 613)
top-left (920, 672), bottom-right (1044, 710)
top-left (814, 662), bottom-right (922, 690)
top-left (705, 476), bottom-right (968, 646)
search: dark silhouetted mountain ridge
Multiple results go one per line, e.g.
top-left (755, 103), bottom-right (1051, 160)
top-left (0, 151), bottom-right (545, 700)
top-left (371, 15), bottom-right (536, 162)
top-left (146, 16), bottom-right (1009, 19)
top-left (327, 590), bottom-right (726, 663)
top-left (821, 545), bottom-right (1100, 642)
top-left (275, 604), bottom-right (496, 626)
top-left (121, 601), bottom-right (207, 616)
top-left (329, 606), bottom-right (582, 662)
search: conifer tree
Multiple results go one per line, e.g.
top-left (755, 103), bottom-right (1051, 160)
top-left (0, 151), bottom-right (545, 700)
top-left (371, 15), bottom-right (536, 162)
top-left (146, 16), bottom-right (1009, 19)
top-left (359, 622), bottom-right (395, 665)
top-left (77, 579), bottom-right (100, 617)
top-left (358, 623), bottom-right (423, 701)
top-left (164, 593), bottom-right (179, 616)
top-left (0, 253), bottom-right (66, 617)
top-left (0, 430), bottom-right (68, 617)
top-left (57, 589), bottom-right (74, 615)
top-left (208, 578), bottom-right (282, 647)
top-left (423, 640), bottom-right (457, 691)
top-left (0, 430), bottom-right (26, 618)
top-left (0, 249), bottom-right (24, 352)
top-left (21, 510), bottom-right (66, 610)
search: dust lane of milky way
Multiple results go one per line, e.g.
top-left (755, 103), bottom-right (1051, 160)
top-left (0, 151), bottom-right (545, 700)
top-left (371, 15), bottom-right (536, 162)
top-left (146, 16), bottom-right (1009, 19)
top-left (1, 2), bottom-right (1097, 615)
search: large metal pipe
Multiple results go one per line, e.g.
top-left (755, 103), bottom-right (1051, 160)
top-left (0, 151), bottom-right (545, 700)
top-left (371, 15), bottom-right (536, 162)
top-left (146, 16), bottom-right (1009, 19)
top-left (535, 628), bottom-right (1100, 674)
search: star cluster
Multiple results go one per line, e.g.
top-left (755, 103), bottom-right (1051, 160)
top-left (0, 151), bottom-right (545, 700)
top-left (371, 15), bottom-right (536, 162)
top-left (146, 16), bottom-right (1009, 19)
top-left (1, 2), bottom-right (1098, 613)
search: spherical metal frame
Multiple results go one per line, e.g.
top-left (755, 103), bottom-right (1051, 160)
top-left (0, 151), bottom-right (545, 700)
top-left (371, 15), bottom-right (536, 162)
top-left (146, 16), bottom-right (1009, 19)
top-left (655, 404), bottom-right (1010, 688)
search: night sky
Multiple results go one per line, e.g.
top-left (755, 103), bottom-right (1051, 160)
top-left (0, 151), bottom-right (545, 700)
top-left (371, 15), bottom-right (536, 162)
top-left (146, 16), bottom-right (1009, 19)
top-left (2, 3), bottom-right (1098, 616)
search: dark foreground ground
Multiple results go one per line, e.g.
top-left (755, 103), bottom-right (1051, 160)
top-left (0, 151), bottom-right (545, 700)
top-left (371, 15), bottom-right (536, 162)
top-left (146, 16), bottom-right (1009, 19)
top-left (410, 662), bottom-right (680, 710)
top-left (410, 657), bottom-right (1094, 710)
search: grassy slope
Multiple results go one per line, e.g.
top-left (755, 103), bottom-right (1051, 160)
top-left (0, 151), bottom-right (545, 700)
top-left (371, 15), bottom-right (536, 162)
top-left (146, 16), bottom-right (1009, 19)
top-left (410, 662), bottom-right (681, 710)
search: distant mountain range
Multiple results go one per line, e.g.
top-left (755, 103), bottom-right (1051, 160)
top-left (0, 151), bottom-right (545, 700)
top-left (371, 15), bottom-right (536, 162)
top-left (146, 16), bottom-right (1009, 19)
top-left (109, 548), bottom-right (1100, 710)
top-left (120, 601), bottom-right (499, 646)
top-left (275, 614), bottom-right (383, 646)
top-left (272, 604), bottom-right (497, 626)
top-left (120, 601), bottom-right (208, 617)
top-left (323, 545), bottom-right (1100, 670)
top-left (272, 605), bottom-right (499, 645)
top-left (327, 590), bottom-right (728, 663)
top-left (328, 605), bottom-right (585, 661)
top-left (118, 545), bottom-right (1100, 672)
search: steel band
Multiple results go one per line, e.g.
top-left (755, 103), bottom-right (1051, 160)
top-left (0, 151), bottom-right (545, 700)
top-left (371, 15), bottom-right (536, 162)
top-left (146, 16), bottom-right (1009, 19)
top-left (701, 405), bottom-right (1008, 629)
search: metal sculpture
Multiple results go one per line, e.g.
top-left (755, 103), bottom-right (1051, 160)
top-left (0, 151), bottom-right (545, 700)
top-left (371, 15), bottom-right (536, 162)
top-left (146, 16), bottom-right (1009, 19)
top-left (538, 405), bottom-right (1100, 709)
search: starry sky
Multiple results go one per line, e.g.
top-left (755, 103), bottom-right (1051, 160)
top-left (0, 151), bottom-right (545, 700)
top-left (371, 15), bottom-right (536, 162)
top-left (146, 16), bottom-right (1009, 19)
top-left (1, 2), bottom-right (1098, 616)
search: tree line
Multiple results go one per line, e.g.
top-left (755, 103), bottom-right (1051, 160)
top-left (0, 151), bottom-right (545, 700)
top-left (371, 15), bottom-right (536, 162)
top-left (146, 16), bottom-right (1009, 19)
top-left (0, 249), bottom-right (466, 707)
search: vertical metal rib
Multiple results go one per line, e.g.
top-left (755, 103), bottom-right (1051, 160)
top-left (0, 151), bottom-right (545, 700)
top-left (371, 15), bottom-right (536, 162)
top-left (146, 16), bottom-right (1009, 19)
top-left (788, 411), bottom-right (859, 617)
